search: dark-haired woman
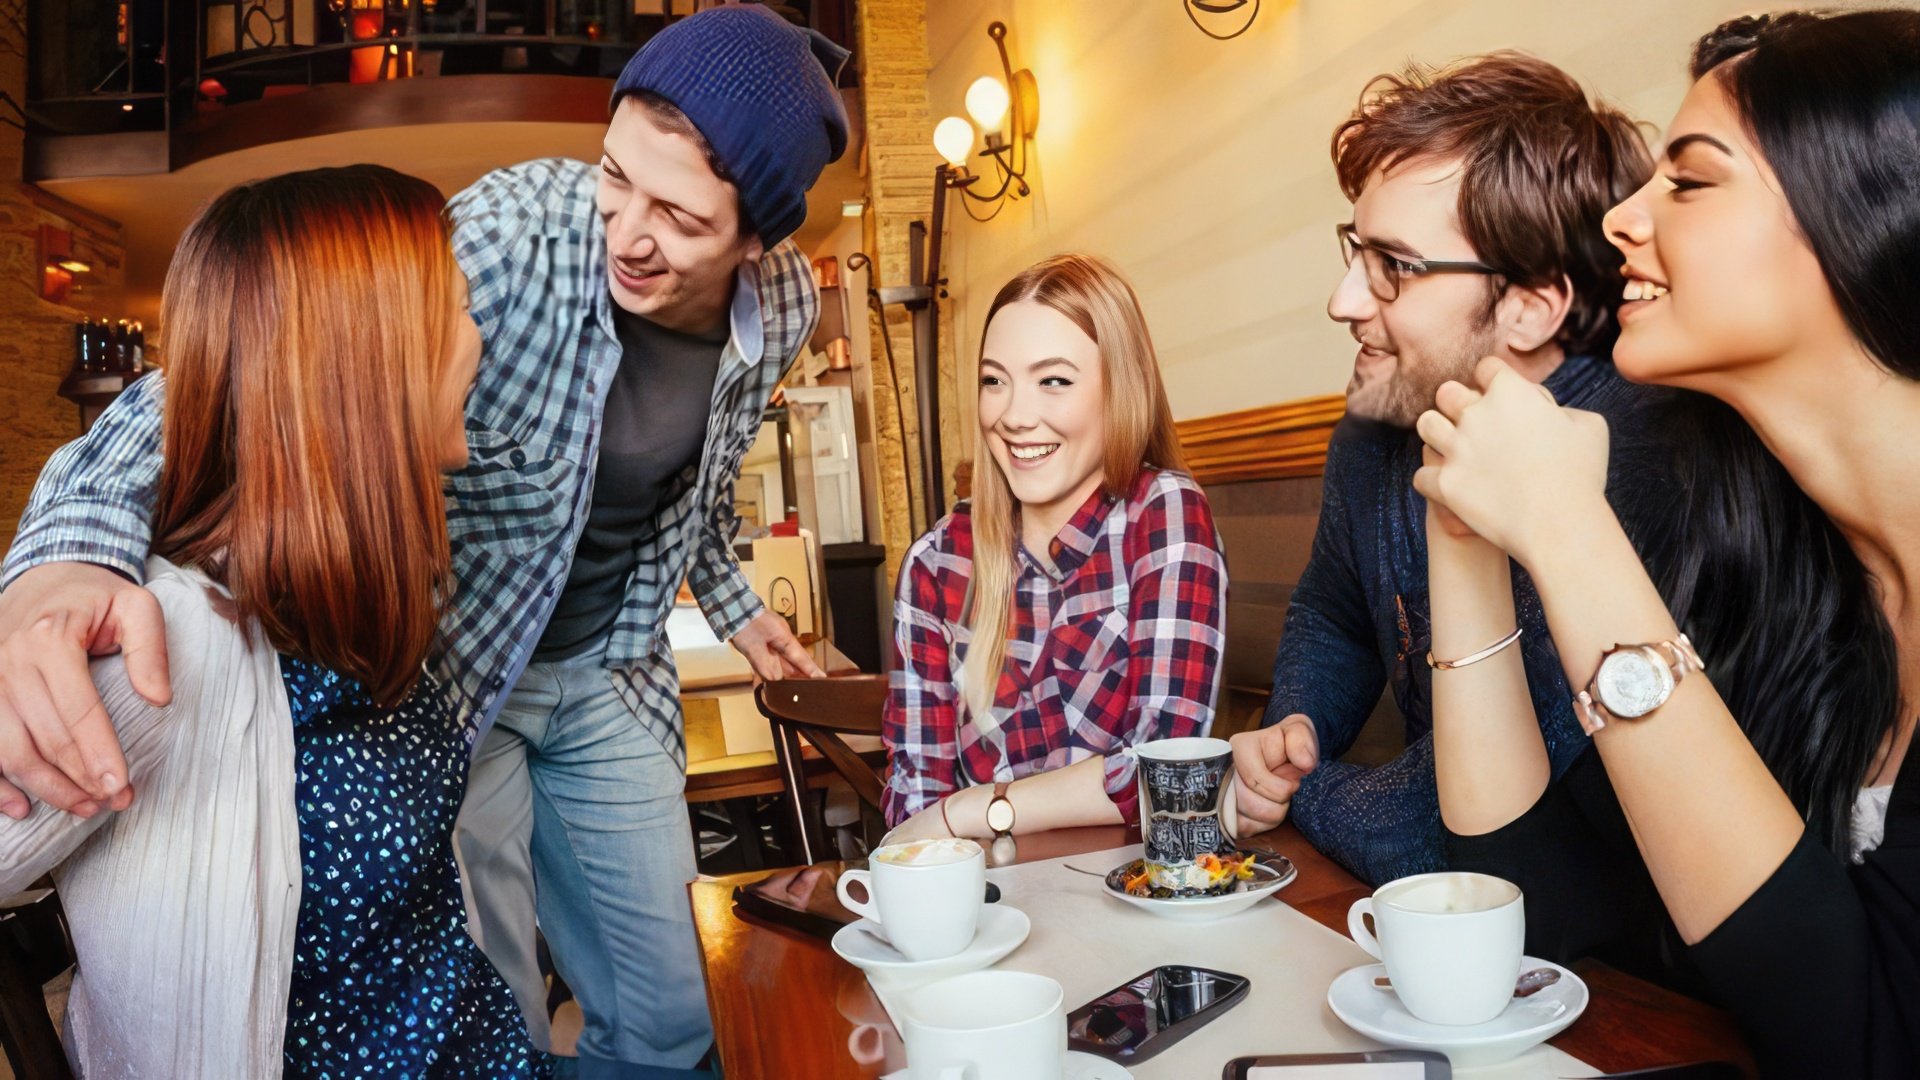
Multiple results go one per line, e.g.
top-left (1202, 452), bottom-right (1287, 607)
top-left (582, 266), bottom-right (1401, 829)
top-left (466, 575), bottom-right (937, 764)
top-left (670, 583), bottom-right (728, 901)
top-left (0, 168), bottom-right (547, 1078)
top-left (1414, 10), bottom-right (1920, 1077)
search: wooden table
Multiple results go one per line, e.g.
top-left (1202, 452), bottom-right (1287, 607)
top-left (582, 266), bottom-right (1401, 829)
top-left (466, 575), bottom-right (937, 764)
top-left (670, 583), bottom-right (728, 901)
top-left (678, 639), bottom-right (865, 804)
top-left (690, 825), bottom-right (1755, 1079)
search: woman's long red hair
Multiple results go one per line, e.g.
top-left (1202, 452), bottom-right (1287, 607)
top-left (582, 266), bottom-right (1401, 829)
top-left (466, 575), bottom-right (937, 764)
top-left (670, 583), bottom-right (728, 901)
top-left (151, 165), bottom-right (455, 706)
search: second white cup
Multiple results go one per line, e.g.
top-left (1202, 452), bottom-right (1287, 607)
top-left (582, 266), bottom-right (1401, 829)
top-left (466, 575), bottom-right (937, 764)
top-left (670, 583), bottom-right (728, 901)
top-left (836, 837), bottom-right (985, 961)
top-left (1347, 871), bottom-right (1524, 1026)
top-left (902, 970), bottom-right (1066, 1080)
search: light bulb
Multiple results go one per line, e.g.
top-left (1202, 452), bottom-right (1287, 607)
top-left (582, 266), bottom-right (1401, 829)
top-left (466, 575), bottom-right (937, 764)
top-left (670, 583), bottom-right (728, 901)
top-left (933, 116), bottom-right (975, 167)
top-left (965, 76), bottom-right (1011, 134)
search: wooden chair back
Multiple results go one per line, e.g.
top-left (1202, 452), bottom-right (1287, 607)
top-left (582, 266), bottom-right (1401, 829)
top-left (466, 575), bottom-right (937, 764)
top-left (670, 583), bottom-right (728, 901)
top-left (754, 675), bottom-right (889, 864)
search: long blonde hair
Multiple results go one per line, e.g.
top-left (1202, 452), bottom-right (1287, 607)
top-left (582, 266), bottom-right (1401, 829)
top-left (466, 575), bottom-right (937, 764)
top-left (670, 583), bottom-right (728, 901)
top-left (962, 254), bottom-right (1187, 725)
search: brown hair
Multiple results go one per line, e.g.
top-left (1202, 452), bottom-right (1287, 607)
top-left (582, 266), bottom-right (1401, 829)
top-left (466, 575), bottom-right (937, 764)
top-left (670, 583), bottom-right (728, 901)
top-left (962, 254), bottom-right (1187, 724)
top-left (151, 165), bottom-right (456, 706)
top-left (1332, 52), bottom-right (1653, 357)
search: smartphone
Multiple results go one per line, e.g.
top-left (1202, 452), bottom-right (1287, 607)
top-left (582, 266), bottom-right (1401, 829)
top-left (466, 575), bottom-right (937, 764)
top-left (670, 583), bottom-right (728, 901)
top-left (1222, 1051), bottom-right (1449, 1079)
top-left (1066, 964), bottom-right (1250, 1065)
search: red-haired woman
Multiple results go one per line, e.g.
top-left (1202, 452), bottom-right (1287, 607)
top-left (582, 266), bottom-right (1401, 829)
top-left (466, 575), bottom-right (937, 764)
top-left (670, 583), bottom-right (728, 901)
top-left (0, 167), bottom-right (545, 1078)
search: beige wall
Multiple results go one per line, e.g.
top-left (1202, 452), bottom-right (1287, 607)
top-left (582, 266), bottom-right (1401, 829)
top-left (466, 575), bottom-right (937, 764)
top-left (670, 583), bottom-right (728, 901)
top-left (922, 0), bottom-right (1890, 442)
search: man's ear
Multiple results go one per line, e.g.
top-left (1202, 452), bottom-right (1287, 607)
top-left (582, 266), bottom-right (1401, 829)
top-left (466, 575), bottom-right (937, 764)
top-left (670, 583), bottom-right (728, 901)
top-left (1498, 273), bottom-right (1573, 353)
top-left (742, 228), bottom-right (765, 265)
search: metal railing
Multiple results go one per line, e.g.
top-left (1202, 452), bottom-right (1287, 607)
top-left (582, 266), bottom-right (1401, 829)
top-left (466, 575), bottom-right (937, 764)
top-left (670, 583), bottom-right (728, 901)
top-left (24, 1), bottom-right (847, 138)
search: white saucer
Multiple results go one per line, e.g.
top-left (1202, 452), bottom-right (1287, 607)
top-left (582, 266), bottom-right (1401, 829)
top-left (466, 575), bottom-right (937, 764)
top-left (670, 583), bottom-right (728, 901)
top-left (1326, 956), bottom-right (1588, 1068)
top-left (831, 904), bottom-right (1031, 988)
top-left (882, 1051), bottom-right (1131, 1079)
top-left (1099, 854), bottom-right (1297, 922)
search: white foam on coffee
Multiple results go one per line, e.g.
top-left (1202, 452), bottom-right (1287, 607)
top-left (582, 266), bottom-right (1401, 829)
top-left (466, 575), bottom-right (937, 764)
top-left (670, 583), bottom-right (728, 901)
top-left (1381, 873), bottom-right (1518, 914)
top-left (874, 837), bottom-right (982, 866)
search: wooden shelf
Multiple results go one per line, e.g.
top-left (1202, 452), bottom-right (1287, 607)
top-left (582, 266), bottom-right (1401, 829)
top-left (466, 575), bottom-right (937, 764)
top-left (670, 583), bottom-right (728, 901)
top-left (57, 369), bottom-right (146, 410)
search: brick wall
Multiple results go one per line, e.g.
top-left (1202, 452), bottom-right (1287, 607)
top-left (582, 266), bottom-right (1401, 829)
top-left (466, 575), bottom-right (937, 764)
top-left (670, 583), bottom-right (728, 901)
top-left (853, 0), bottom-right (958, 591)
top-left (0, 12), bottom-right (127, 557)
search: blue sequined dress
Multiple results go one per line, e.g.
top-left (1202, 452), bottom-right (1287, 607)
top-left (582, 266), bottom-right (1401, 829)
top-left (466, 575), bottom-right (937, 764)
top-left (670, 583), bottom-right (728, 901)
top-left (279, 656), bottom-right (551, 1079)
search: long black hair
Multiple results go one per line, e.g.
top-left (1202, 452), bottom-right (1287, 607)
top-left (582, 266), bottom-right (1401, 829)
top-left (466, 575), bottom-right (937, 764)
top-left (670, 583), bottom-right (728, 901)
top-left (1626, 10), bottom-right (1920, 855)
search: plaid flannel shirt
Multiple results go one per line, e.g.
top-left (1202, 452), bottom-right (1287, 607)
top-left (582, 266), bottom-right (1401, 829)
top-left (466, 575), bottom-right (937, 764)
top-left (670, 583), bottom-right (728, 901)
top-left (1, 158), bottom-right (818, 766)
top-left (882, 467), bottom-right (1229, 827)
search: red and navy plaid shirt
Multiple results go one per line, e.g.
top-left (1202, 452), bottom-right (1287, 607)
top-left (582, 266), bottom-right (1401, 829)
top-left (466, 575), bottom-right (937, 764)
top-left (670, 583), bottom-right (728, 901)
top-left (882, 467), bottom-right (1229, 826)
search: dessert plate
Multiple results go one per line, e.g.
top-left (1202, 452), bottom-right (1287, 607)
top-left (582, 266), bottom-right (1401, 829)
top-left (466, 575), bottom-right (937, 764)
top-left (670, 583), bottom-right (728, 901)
top-left (1098, 854), bottom-right (1296, 922)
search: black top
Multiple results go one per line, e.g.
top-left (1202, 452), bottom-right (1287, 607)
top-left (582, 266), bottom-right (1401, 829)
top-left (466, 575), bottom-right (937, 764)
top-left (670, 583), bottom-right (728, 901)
top-left (1447, 734), bottom-right (1920, 1078)
top-left (534, 311), bottom-right (726, 661)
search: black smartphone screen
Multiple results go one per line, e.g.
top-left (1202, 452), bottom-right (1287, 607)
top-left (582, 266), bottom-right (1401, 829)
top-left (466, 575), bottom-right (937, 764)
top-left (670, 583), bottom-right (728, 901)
top-left (1067, 964), bottom-right (1251, 1064)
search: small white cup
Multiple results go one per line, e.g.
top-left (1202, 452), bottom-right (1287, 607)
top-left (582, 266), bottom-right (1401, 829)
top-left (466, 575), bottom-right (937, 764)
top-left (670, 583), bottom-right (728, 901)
top-left (902, 970), bottom-right (1066, 1080)
top-left (835, 838), bottom-right (985, 962)
top-left (1347, 871), bottom-right (1525, 1026)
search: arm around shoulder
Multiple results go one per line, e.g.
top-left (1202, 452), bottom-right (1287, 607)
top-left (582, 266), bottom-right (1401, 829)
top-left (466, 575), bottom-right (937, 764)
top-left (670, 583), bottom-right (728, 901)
top-left (2, 372), bottom-right (165, 588)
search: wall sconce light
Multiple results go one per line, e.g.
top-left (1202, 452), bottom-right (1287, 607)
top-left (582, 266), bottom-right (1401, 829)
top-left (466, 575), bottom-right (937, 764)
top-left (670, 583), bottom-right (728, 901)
top-left (929, 21), bottom-right (1040, 222)
top-left (38, 226), bottom-right (92, 304)
top-left (847, 21), bottom-right (1042, 528)
top-left (1185, 0), bottom-right (1260, 40)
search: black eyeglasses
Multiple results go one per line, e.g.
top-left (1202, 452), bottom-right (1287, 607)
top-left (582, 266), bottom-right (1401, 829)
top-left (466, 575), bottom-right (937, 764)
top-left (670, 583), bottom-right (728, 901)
top-left (1336, 223), bottom-right (1502, 303)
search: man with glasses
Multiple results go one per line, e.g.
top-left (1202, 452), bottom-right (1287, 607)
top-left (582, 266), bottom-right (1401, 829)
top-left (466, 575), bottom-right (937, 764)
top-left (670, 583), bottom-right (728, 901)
top-left (1229, 53), bottom-right (1661, 884)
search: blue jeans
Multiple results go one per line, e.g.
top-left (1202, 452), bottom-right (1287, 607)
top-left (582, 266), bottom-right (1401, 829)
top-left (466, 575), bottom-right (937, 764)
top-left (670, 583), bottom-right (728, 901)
top-left (455, 644), bottom-right (713, 1074)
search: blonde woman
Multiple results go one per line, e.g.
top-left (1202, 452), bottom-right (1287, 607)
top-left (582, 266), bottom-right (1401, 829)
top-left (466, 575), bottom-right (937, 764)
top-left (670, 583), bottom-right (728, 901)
top-left (881, 254), bottom-right (1228, 842)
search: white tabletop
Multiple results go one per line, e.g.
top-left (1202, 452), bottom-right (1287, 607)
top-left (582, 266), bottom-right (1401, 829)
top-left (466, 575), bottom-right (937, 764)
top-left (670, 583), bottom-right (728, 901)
top-left (872, 846), bottom-right (1600, 1079)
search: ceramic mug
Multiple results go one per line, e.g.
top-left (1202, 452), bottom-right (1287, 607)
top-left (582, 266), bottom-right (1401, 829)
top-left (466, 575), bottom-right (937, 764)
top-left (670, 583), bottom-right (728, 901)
top-left (835, 837), bottom-right (985, 961)
top-left (1347, 871), bottom-right (1525, 1025)
top-left (1135, 737), bottom-right (1239, 894)
top-left (902, 970), bottom-right (1066, 1080)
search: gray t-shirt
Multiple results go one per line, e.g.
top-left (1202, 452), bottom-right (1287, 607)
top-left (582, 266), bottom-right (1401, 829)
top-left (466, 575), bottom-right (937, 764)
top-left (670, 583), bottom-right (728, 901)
top-left (534, 310), bottom-right (726, 660)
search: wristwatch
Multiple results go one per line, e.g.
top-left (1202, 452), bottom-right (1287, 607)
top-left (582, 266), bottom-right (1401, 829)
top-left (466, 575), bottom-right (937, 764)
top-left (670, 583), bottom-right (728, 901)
top-left (984, 782), bottom-right (1016, 836)
top-left (1575, 633), bottom-right (1703, 734)
top-left (984, 782), bottom-right (1018, 866)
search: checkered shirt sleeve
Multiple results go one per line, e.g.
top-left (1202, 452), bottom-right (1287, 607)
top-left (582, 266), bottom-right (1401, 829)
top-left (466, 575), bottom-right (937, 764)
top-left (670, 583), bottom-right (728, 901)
top-left (881, 528), bottom-right (963, 824)
top-left (3, 372), bottom-right (165, 588)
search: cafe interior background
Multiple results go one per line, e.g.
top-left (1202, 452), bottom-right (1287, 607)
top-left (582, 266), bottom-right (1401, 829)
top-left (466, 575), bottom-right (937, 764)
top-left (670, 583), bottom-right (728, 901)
top-left (0, 0), bottom-right (1872, 869)
top-left (0, 0), bottom-right (1893, 1064)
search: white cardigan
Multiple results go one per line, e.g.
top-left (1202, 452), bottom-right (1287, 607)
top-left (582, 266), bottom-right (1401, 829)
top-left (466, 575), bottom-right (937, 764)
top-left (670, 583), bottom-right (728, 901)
top-left (0, 558), bottom-right (300, 1079)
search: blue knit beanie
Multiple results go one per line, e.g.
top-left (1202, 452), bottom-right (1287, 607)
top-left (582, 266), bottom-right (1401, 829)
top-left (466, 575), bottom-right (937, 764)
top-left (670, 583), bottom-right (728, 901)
top-left (611, 6), bottom-right (851, 248)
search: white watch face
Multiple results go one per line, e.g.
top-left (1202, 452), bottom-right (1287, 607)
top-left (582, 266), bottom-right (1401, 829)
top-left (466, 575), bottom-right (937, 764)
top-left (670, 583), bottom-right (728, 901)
top-left (986, 798), bottom-right (1015, 834)
top-left (1595, 648), bottom-right (1674, 719)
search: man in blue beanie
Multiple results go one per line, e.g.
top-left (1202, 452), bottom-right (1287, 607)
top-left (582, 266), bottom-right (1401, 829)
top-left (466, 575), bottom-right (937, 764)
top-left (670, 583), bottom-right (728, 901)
top-left (0, 6), bottom-right (849, 1076)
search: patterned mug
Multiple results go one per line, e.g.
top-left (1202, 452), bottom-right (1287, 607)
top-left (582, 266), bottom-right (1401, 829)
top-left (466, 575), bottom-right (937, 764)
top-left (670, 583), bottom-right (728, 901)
top-left (1134, 737), bottom-right (1239, 895)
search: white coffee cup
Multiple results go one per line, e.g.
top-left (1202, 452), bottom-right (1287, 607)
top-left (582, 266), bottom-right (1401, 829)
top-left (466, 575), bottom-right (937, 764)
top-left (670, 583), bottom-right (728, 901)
top-left (902, 970), bottom-right (1066, 1080)
top-left (835, 837), bottom-right (985, 962)
top-left (1347, 871), bottom-right (1524, 1026)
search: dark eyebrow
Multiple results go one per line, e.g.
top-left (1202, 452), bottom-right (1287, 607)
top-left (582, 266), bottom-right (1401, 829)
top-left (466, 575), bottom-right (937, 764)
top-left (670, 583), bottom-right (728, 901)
top-left (1665, 133), bottom-right (1735, 161)
top-left (1356, 229), bottom-right (1423, 260)
top-left (598, 149), bottom-right (715, 228)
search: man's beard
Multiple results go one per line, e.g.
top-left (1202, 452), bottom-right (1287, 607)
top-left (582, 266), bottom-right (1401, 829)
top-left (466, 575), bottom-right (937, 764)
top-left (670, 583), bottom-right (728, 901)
top-left (1344, 326), bottom-right (1500, 428)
